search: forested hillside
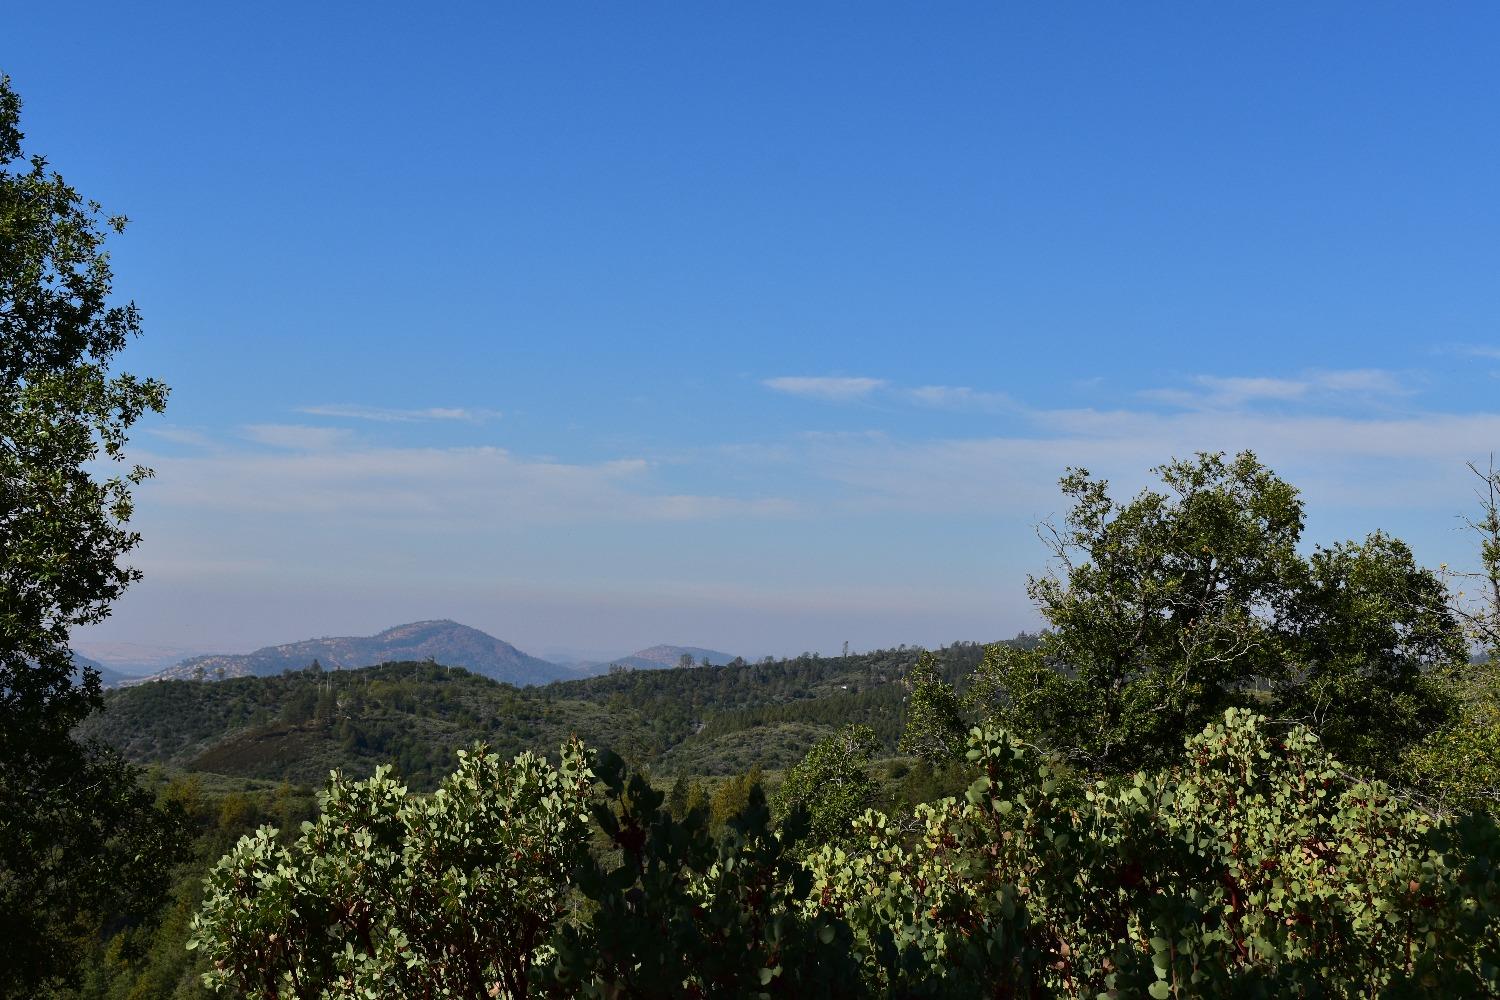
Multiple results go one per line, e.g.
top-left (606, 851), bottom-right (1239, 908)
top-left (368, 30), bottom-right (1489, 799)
top-left (82, 642), bottom-right (1000, 787)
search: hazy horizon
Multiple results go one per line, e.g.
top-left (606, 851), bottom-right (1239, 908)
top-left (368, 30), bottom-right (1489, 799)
top-left (69, 616), bottom-right (972, 673)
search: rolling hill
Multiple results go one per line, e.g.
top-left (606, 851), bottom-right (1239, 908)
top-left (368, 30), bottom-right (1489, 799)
top-left (145, 620), bottom-right (568, 687)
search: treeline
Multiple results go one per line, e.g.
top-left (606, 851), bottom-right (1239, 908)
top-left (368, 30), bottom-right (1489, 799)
top-left (84, 661), bottom-right (681, 789)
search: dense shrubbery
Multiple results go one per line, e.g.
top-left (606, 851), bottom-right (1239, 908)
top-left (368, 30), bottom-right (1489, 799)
top-left (191, 741), bottom-right (593, 997)
top-left (189, 711), bottom-right (1500, 998)
top-left (809, 710), bottom-right (1500, 996)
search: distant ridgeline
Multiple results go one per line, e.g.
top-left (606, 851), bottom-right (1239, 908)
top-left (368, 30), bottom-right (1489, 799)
top-left (79, 641), bottom-right (1008, 789)
top-left (600, 645), bottom-right (739, 672)
top-left (130, 619), bottom-right (748, 690)
top-left (67, 650), bottom-right (134, 689)
top-left (142, 620), bottom-right (569, 687)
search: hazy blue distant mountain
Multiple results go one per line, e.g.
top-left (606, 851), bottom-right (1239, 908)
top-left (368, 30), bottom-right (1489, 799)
top-left (606, 645), bottom-right (741, 672)
top-left (70, 650), bottom-right (132, 689)
top-left (145, 620), bottom-right (568, 686)
top-left (69, 640), bottom-right (207, 675)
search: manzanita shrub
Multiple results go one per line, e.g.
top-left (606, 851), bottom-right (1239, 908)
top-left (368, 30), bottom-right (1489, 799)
top-left (804, 709), bottom-right (1500, 997)
top-left (189, 740), bottom-right (594, 998)
top-left (192, 713), bottom-right (1500, 998)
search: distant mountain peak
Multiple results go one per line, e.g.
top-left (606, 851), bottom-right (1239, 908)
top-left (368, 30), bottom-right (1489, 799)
top-left (378, 618), bottom-right (460, 633)
top-left (146, 620), bottom-right (566, 687)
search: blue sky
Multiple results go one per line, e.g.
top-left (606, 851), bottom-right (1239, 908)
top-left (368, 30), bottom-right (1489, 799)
top-left (9, 4), bottom-right (1500, 663)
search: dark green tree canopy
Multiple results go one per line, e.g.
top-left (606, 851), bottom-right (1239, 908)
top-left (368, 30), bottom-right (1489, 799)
top-left (897, 652), bottom-right (965, 764)
top-left (929, 451), bottom-right (1465, 775)
top-left (773, 724), bottom-right (881, 846)
top-left (1277, 530), bottom-right (1465, 773)
top-left (0, 74), bottom-right (178, 995)
top-left (1, 73), bottom-right (166, 727)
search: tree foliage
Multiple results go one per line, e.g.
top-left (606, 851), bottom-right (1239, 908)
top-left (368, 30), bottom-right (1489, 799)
top-left (1276, 530), bottom-right (1463, 774)
top-left (710, 764), bottom-right (764, 830)
top-left (773, 724), bottom-right (881, 847)
top-left (1405, 460), bottom-right (1500, 815)
top-left (896, 653), bottom-right (965, 764)
top-left (1406, 657), bottom-right (1500, 817)
top-left (0, 73), bottom-right (180, 995)
top-left (0, 72), bottom-right (166, 726)
top-left (1447, 457), bottom-right (1500, 659)
top-left (934, 452), bottom-right (1464, 776)
top-left (548, 751), bottom-right (860, 997)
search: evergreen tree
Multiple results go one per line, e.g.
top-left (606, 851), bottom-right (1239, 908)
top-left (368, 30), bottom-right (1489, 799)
top-left (666, 774), bottom-right (692, 820)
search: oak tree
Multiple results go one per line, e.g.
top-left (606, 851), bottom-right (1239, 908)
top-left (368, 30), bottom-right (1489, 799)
top-left (925, 452), bottom-right (1465, 775)
top-left (0, 74), bottom-right (182, 993)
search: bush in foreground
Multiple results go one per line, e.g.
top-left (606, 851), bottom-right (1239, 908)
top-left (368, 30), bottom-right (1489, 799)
top-left (192, 712), bottom-right (1500, 998)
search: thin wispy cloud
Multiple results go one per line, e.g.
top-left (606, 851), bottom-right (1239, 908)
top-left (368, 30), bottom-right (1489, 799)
top-left (762, 376), bottom-right (888, 401)
top-left (145, 425), bottom-right (215, 448)
top-left (765, 406), bottom-right (1500, 520)
top-left (737, 363), bottom-right (1500, 518)
top-left (222, 372), bottom-right (1490, 532)
top-left (299, 404), bottom-right (504, 423)
top-left (1142, 369), bottom-right (1408, 410)
top-left (905, 385), bottom-right (1017, 412)
top-left (763, 376), bottom-right (1016, 412)
top-left (240, 424), bottom-right (353, 451)
top-left (1446, 344), bottom-right (1500, 361)
top-left (145, 437), bottom-right (796, 525)
top-left (1313, 369), bottom-right (1405, 393)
